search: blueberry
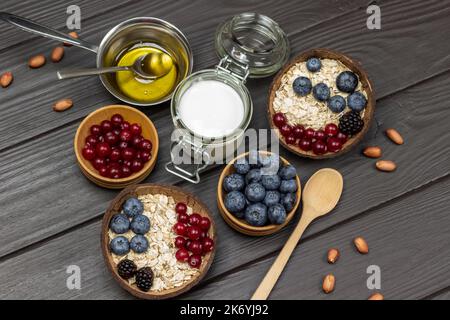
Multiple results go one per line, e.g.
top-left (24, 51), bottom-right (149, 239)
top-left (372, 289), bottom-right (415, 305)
top-left (278, 165), bottom-right (297, 180)
top-left (263, 190), bottom-right (281, 207)
top-left (327, 95), bottom-right (346, 113)
top-left (123, 197), bottom-right (144, 218)
top-left (109, 214), bottom-right (130, 234)
top-left (347, 92), bottom-right (367, 112)
top-left (279, 179), bottom-right (298, 193)
top-left (130, 234), bottom-right (149, 253)
top-left (293, 76), bottom-right (312, 96)
top-left (306, 57), bottom-right (321, 72)
top-left (260, 154), bottom-right (280, 175)
top-left (245, 168), bottom-right (262, 184)
top-left (224, 191), bottom-right (246, 213)
top-left (245, 183), bottom-right (266, 202)
top-left (245, 203), bottom-right (268, 226)
top-left (223, 173), bottom-right (245, 192)
top-left (336, 71), bottom-right (358, 93)
top-left (268, 204), bottom-right (287, 225)
top-left (312, 83), bottom-right (330, 101)
top-left (130, 215), bottom-right (150, 235)
top-left (281, 193), bottom-right (297, 212)
top-left (233, 158), bottom-right (251, 175)
top-left (110, 236), bottom-right (130, 256)
top-left (261, 174), bottom-right (281, 191)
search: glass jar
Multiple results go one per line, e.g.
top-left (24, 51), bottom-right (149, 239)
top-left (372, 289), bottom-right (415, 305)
top-left (166, 13), bottom-right (289, 183)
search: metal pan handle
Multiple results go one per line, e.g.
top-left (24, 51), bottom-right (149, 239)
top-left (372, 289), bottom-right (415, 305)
top-left (0, 12), bottom-right (98, 53)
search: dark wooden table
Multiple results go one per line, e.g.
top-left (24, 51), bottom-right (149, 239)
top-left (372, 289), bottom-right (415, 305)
top-left (0, 0), bottom-right (449, 300)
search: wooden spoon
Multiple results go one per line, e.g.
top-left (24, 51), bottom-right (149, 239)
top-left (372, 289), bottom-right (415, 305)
top-left (251, 168), bottom-right (344, 300)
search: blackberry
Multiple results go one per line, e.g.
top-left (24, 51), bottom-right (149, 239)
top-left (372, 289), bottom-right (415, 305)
top-left (135, 267), bottom-right (154, 292)
top-left (117, 259), bottom-right (137, 280)
top-left (339, 111), bottom-right (364, 136)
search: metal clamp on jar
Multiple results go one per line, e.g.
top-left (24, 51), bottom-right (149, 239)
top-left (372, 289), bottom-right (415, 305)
top-left (166, 13), bottom-right (290, 183)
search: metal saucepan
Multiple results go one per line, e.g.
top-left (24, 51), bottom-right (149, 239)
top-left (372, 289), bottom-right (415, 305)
top-left (0, 12), bottom-right (193, 106)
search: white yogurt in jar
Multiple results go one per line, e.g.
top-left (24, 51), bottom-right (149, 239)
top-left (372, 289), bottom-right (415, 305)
top-left (178, 80), bottom-right (244, 138)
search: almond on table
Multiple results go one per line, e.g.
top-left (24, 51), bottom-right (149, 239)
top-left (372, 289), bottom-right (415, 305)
top-left (53, 98), bottom-right (73, 112)
top-left (322, 274), bottom-right (336, 293)
top-left (363, 146), bottom-right (382, 158)
top-left (386, 128), bottom-right (404, 145)
top-left (327, 248), bottom-right (340, 264)
top-left (63, 31), bottom-right (79, 46)
top-left (354, 237), bottom-right (369, 254)
top-left (376, 160), bottom-right (397, 172)
top-left (51, 46), bottom-right (65, 62)
top-left (0, 72), bottom-right (13, 88)
top-left (28, 54), bottom-right (46, 68)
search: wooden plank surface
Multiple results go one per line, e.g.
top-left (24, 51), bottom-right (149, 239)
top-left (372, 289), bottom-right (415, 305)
top-left (0, 0), bottom-right (449, 300)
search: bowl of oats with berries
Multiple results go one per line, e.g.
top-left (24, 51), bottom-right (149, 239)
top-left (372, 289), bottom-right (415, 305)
top-left (101, 184), bottom-right (216, 299)
top-left (268, 48), bottom-right (375, 158)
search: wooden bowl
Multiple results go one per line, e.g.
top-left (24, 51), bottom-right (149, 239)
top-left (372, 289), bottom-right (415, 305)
top-left (101, 184), bottom-right (216, 299)
top-left (74, 105), bottom-right (159, 189)
top-left (217, 151), bottom-right (301, 236)
top-left (268, 48), bottom-right (375, 159)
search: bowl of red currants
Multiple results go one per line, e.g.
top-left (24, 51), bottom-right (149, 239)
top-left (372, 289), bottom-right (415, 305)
top-left (74, 105), bottom-right (159, 189)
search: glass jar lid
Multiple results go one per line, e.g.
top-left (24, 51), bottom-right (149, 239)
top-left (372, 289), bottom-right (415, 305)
top-left (215, 13), bottom-right (290, 79)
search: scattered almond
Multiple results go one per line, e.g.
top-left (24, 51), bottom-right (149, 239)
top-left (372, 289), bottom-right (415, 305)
top-left (28, 54), bottom-right (46, 68)
top-left (53, 98), bottom-right (73, 112)
top-left (327, 248), bottom-right (340, 264)
top-left (363, 146), bottom-right (382, 158)
top-left (354, 237), bottom-right (369, 254)
top-left (386, 128), bottom-right (404, 145)
top-left (0, 72), bottom-right (13, 88)
top-left (64, 31), bottom-right (79, 46)
top-left (51, 46), bottom-right (65, 63)
top-left (322, 274), bottom-right (335, 294)
top-left (376, 160), bottom-right (397, 172)
top-left (368, 293), bottom-right (384, 300)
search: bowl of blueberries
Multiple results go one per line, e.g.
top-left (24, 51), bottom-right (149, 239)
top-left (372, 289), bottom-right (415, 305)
top-left (217, 151), bottom-right (301, 236)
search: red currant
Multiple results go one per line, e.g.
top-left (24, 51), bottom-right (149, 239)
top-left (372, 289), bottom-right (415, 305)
top-left (189, 241), bottom-right (203, 255)
top-left (131, 159), bottom-right (143, 172)
top-left (98, 166), bottom-right (108, 177)
top-left (327, 137), bottom-right (342, 153)
top-left (175, 202), bottom-right (187, 215)
top-left (105, 131), bottom-right (119, 145)
top-left (298, 138), bottom-right (312, 151)
top-left (82, 147), bottom-right (95, 160)
top-left (285, 135), bottom-right (296, 145)
top-left (292, 125), bottom-right (305, 139)
top-left (140, 139), bottom-right (152, 151)
top-left (92, 157), bottom-right (105, 170)
top-left (123, 160), bottom-right (132, 168)
top-left (95, 142), bottom-right (111, 158)
top-left (121, 148), bottom-right (135, 161)
top-left (119, 129), bottom-right (132, 142)
top-left (130, 123), bottom-right (142, 136)
top-left (199, 217), bottom-right (211, 231)
top-left (280, 124), bottom-right (292, 137)
top-left (90, 124), bottom-right (102, 136)
top-left (173, 222), bottom-right (187, 236)
top-left (188, 254), bottom-right (202, 268)
top-left (109, 148), bottom-right (121, 162)
top-left (324, 123), bottom-right (339, 137)
top-left (312, 140), bottom-right (327, 155)
top-left (314, 130), bottom-right (326, 141)
top-left (85, 134), bottom-right (98, 147)
top-left (200, 230), bottom-right (207, 239)
top-left (187, 226), bottom-right (201, 240)
top-left (110, 114), bottom-right (123, 127)
top-left (100, 120), bottom-right (112, 133)
top-left (174, 236), bottom-right (186, 249)
top-left (97, 135), bottom-right (105, 143)
top-left (189, 213), bottom-right (201, 226)
top-left (118, 141), bottom-right (128, 149)
top-left (120, 121), bottom-right (130, 130)
top-left (112, 128), bottom-right (121, 136)
top-left (304, 128), bottom-right (315, 140)
top-left (140, 150), bottom-right (151, 163)
top-left (272, 112), bottom-right (286, 128)
top-left (131, 135), bottom-right (143, 148)
top-left (178, 212), bottom-right (189, 224)
top-left (175, 248), bottom-right (189, 262)
top-left (120, 165), bottom-right (132, 177)
top-left (108, 166), bottom-right (121, 179)
top-left (336, 132), bottom-right (348, 144)
top-left (202, 237), bottom-right (214, 253)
